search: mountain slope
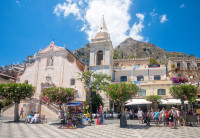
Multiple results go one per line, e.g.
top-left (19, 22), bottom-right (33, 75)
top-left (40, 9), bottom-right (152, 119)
top-left (73, 37), bottom-right (190, 64)
top-left (114, 38), bottom-right (188, 64)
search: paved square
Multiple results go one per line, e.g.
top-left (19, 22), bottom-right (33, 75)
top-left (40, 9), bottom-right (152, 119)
top-left (0, 117), bottom-right (200, 138)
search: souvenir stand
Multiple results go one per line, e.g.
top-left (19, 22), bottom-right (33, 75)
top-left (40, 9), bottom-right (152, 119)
top-left (60, 102), bottom-right (84, 129)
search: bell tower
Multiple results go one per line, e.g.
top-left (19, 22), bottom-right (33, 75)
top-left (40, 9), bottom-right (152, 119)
top-left (89, 15), bottom-right (114, 110)
top-left (89, 15), bottom-right (113, 78)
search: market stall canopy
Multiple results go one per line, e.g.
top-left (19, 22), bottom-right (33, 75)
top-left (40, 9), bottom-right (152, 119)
top-left (126, 99), bottom-right (152, 106)
top-left (160, 99), bottom-right (188, 105)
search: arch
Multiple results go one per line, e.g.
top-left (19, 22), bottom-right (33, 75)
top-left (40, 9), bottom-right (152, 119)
top-left (96, 50), bottom-right (103, 65)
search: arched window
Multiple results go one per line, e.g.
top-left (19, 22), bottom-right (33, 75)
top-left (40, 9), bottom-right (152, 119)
top-left (137, 75), bottom-right (144, 81)
top-left (138, 89), bottom-right (146, 96)
top-left (70, 78), bottom-right (75, 85)
top-left (96, 50), bottom-right (103, 65)
top-left (47, 56), bottom-right (54, 66)
top-left (157, 89), bottom-right (166, 95)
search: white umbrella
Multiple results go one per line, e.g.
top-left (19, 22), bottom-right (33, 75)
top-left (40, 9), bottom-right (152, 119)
top-left (125, 99), bottom-right (152, 106)
top-left (160, 99), bottom-right (188, 105)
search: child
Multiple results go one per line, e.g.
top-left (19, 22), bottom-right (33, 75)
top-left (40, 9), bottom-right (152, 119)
top-left (168, 110), bottom-right (174, 129)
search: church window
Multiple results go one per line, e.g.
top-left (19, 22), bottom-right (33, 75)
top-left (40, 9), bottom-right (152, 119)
top-left (96, 50), bottom-right (103, 65)
top-left (71, 78), bottom-right (75, 85)
top-left (47, 56), bottom-right (54, 66)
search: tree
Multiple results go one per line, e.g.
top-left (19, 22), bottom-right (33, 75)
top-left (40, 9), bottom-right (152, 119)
top-left (41, 87), bottom-right (74, 108)
top-left (170, 84), bottom-right (197, 126)
top-left (86, 93), bottom-right (103, 113)
top-left (0, 83), bottom-right (35, 122)
top-left (150, 57), bottom-right (158, 65)
top-left (146, 95), bottom-right (161, 109)
top-left (78, 71), bottom-right (111, 121)
top-left (106, 82), bottom-right (139, 127)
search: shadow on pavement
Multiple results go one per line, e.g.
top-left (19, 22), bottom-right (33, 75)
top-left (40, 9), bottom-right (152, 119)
top-left (3, 120), bottom-right (25, 124)
top-left (49, 122), bottom-right (88, 128)
top-left (124, 124), bottom-right (151, 129)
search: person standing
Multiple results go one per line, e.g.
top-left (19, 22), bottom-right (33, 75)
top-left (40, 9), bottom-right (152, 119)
top-left (172, 107), bottom-right (177, 128)
top-left (137, 108), bottom-right (143, 124)
top-left (160, 108), bottom-right (166, 125)
top-left (168, 110), bottom-right (174, 129)
top-left (129, 110), bottom-right (133, 120)
top-left (20, 108), bottom-right (24, 118)
top-left (154, 109), bottom-right (160, 125)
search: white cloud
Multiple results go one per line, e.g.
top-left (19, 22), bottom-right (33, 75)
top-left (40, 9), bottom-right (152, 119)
top-left (80, 24), bottom-right (86, 32)
top-left (54, 0), bottom-right (146, 47)
top-left (16, 0), bottom-right (21, 6)
top-left (180, 4), bottom-right (185, 8)
top-left (160, 14), bottom-right (168, 23)
top-left (54, 2), bottom-right (82, 20)
top-left (129, 13), bottom-right (145, 41)
top-left (150, 9), bottom-right (157, 17)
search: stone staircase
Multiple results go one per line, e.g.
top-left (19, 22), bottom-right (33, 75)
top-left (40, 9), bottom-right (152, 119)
top-left (1, 99), bottom-right (60, 119)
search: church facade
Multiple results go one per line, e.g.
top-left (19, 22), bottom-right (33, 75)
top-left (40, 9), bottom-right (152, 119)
top-left (17, 42), bottom-right (86, 117)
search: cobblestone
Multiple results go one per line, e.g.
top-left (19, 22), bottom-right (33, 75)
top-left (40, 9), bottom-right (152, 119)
top-left (0, 117), bottom-right (200, 138)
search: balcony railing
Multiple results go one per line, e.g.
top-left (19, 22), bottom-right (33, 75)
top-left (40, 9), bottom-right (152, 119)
top-left (176, 67), bottom-right (200, 71)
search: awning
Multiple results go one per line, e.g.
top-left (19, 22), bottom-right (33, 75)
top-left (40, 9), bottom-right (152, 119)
top-left (126, 99), bottom-right (152, 106)
top-left (66, 102), bottom-right (82, 106)
top-left (160, 99), bottom-right (188, 105)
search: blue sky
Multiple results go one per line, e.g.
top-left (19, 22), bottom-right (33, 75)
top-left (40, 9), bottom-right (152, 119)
top-left (0, 0), bottom-right (200, 66)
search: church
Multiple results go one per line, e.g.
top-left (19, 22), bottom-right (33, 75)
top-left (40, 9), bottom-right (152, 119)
top-left (16, 42), bottom-right (86, 118)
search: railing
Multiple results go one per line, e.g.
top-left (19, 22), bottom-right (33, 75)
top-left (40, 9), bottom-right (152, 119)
top-left (176, 67), bottom-right (200, 71)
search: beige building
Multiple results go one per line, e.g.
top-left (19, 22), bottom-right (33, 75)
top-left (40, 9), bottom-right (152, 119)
top-left (113, 58), bottom-right (172, 98)
top-left (167, 57), bottom-right (200, 78)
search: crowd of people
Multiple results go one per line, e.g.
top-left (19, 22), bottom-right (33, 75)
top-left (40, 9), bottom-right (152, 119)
top-left (128, 107), bottom-right (199, 128)
top-left (24, 111), bottom-right (40, 124)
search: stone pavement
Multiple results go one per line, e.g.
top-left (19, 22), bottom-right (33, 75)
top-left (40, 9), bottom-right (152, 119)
top-left (0, 116), bottom-right (200, 138)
